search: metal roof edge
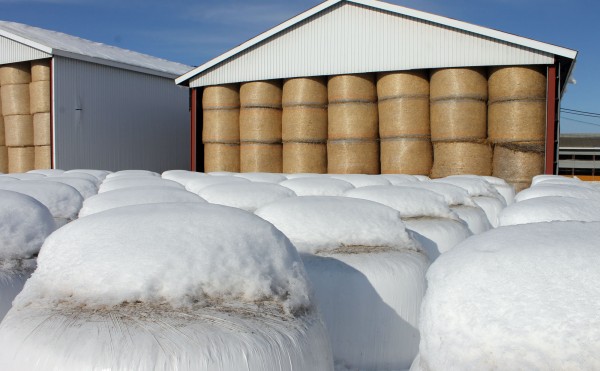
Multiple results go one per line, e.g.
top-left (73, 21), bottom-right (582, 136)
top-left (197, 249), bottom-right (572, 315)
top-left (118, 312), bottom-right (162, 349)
top-left (0, 28), bottom-right (53, 54)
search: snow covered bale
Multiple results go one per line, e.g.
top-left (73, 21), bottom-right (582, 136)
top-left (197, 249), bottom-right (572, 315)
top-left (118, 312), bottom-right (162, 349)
top-left (161, 169), bottom-right (207, 186)
top-left (280, 177), bottom-right (355, 196)
top-left (380, 173), bottom-right (420, 185)
top-left (256, 196), bottom-right (428, 370)
top-left (79, 187), bottom-right (205, 217)
top-left (328, 174), bottom-right (391, 187)
top-left (35, 177), bottom-right (98, 199)
top-left (531, 174), bottom-right (581, 186)
top-left (98, 177), bottom-right (184, 193)
top-left (445, 175), bottom-right (515, 205)
top-left (185, 175), bottom-right (250, 194)
top-left (63, 169), bottom-right (110, 182)
top-left (234, 172), bottom-right (287, 183)
top-left (0, 176), bottom-right (17, 182)
top-left (498, 196), bottom-right (600, 226)
top-left (2, 172), bottom-right (45, 180)
top-left (0, 203), bottom-right (333, 370)
top-left (27, 169), bottom-right (65, 177)
top-left (198, 182), bottom-right (295, 212)
top-left (415, 222), bottom-right (600, 370)
top-left (104, 169), bottom-right (159, 180)
top-left (515, 183), bottom-right (600, 203)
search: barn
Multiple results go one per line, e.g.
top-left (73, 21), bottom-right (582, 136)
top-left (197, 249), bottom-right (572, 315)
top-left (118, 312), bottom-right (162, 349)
top-left (176, 0), bottom-right (577, 190)
top-left (0, 21), bottom-right (191, 173)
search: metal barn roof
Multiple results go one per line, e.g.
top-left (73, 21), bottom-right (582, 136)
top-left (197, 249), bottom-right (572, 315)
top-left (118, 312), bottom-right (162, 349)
top-left (0, 21), bottom-right (192, 79)
top-left (177, 0), bottom-right (577, 93)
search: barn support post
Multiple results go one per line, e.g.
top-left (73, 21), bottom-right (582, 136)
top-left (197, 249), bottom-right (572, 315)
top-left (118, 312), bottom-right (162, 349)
top-left (190, 88), bottom-right (197, 172)
top-left (545, 64), bottom-right (557, 174)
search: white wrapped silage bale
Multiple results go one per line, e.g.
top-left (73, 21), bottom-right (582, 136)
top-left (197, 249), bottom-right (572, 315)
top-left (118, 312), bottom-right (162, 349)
top-left (233, 172), bottom-right (288, 183)
top-left (27, 169), bottom-right (65, 177)
top-left (185, 175), bottom-right (250, 194)
top-left (104, 169), bottom-right (159, 180)
top-left (328, 174), bottom-right (391, 187)
top-left (98, 177), bottom-right (184, 193)
top-left (34, 177), bottom-right (98, 199)
top-left (515, 183), bottom-right (600, 203)
top-left (63, 169), bottom-right (111, 182)
top-left (498, 196), bottom-right (600, 226)
top-left (280, 177), bottom-right (355, 196)
top-left (2, 172), bottom-right (45, 180)
top-left (198, 182), bottom-right (295, 212)
top-left (161, 169), bottom-right (208, 187)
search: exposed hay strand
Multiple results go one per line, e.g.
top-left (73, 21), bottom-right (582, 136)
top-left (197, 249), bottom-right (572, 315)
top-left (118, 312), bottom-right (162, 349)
top-left (431, 141), bottom-right (492, 178)
top-left (29, 80), bottom-right (51, 114)
top-left (33, 112), bottom-right (51, 146)
top-left (380, 137), bottom-right (432, 175)
top-left (4, 114), bottom-right (33, 147)
top-left (327, 139), bottom-right (379, 174)
top-left (202, 84), bottom-right (240, 109)
top-left (31, 59), bottom-right (51, 82)
top-left (0, 63), bottom-right (31, 85)
top-left (492, 142), bottom-right (544, 187)
top-left (1, 84), bottom-right (30, 116)
top-left (34, 145), bottom-right (51, 169)
top-left (204, 143), bottom-right (240, 173)
top-left (283, 142), bottom-right (327, 174)
top-left (8, 146), bottom-right (34, 173)
top-left (240, 143), bottom-right (283, 173)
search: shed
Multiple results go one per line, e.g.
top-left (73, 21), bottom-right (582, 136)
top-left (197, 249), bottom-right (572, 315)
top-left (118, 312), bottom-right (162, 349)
top-left (0, 21), bottom-right (192, 173)
top-left (177, 0), bottom-right (577, 190)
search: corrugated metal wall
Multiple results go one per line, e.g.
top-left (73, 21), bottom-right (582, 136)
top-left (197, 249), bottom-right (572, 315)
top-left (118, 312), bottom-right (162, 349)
top-left (53, 56), bottom-right (189, 172)
top-left (0, 35), bottom-right (51, 64)
top-left (190, 2), bottom-right (554, 88)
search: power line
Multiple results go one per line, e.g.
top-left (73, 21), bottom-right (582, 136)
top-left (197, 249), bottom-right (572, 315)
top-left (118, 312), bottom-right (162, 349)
top-left (562, 116), bottom-right (600, 128)
top-left (561, 108), bottom-right (600, 118)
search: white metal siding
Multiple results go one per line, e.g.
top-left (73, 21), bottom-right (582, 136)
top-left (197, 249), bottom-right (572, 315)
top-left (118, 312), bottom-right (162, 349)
top-left (53, 57), bottom-right (190, 172)
top-left (190, 2), bottom-right (553, 87)
top-left (0, 35), bottom-right (51, 64)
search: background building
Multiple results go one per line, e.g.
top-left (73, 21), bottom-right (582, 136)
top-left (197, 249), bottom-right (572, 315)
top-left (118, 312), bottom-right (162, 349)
top-left (558, 134), bottom-right (600, 181)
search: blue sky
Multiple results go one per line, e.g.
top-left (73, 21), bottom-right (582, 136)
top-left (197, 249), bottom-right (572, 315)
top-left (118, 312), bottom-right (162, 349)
top-left (2, 0), bottom-right (599, 133)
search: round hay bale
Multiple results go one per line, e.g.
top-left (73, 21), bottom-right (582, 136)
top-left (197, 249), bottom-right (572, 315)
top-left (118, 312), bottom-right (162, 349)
top-left (430, 67), bottom-right (487, 100)
top-left (203, 84), bottom-right (239, 109)
top-left (202, 109), bottom-right (240, 143)
top-left (34, 145), bottom-right (51, 169)
top-left (376, 70), bottom-right (429, 99)
top-left (328, 102), bottom-right (378, 140)
top-left (282, 106), bottom-right (327, 142)
top-left (0, 146), bottom-right (7, 173)
top-left (31, 59), bottom-right (51, 82)
top-left (29, 80), bottom-right (51, 114)
top-left (239, 108), bottom-right (282, 142)
top-left (0, 116), bottom-right (4, 146)
top-left (240, 81), bottom-right (282, 108)
top-left (380, 137), bottom-right (432, 175)
top-left (4, 114), bottom-right (33, 147)
top-left (378, 97), bottom-right (429, 138)
top-left (492, 142), bottom-right (544, 187)
top-left (488, 66), bottom-right (546, 102)
top-left (283, 142), bottom-right (327, 174)
top-left (0, 63), bottom-right (31, 85)
top-left (33, 112), bottom-right (52, 146)
top-left (8, 146), bottom-right (34, 173)
top-left (283, 77), bottom-right (328, 106)
top-left (328, 74), bottom-right (377, 103)
top-left (327, 139), bottom-right (379, 174)
top-left (488, 100), bottom-right (546, 143)
top-left (430, 99), bottom-right (487, 141)
top-left (240, 143), bottom-right (283, 173)
top-left (204, 143), bottom-right (240, 173)
top-left (431, 142), bottom-right (492, 178)
top-left (1, 84), bottom-right (30, 116)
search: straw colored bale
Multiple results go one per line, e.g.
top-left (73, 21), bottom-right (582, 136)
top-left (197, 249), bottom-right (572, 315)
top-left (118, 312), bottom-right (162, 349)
top-left (378, 97), bottom-right (430, 138)
top-left (430, 68), bottom-right (487, 101)
top-left (376, 70), bottom-right (429, 99)
top-left (283, 142), bottom-right (327, 174)
top-left (0, 116), bottom-right (4, 146)
top-left (430, 99), bottom-right (487, 141)
top-left (202, 109), bottom-right (240, 143)
top-left (240, 81), bottom-right (282, 108)
top-left (282, 106), bottom-right (327, 142)
top-left (0, 146), bottom-right (7, 173)
top-left (34, 145), bottom-right (51, 169)
top-left (328, 74), bottom-right (377, 103)
top-left (328, 102), bottom-right (378, 140)
top-left (31, 59), bottom-right (51, 82)
top-left (0, 63), bottom-right (31, 85)
top-left (204, 143), bottom-right (240, 173)
top-left (33, 112), bottom-right (51, 146)
top-left (8, 146), bottom-right (34, 173)
top-left (488, 100), bottom-right (546, 143)
top-left (4, 114), bottom-right (33, 147)
top-left (431, 142), bottom-right (492, 178)
top-left (29, 80), bottom-right (51, 114)
top-left (1, 84), bottom-right (30, 116)
top-left (492, 142), bottom-right (544, 186)
top-left (239, 108), bottom-right (282, 142)
top-left (240, 143), bottom-right (283, 173)
top-left (380, 137), bottom-right (432, 175)
top-left (283, 77), bottom-right (328, 106)
top-left (202, 84), bottom-right (240, 109)
top-left (327, 139), bottom-right (379, 174)
top-left (488, 66), bottom-right (546, 102)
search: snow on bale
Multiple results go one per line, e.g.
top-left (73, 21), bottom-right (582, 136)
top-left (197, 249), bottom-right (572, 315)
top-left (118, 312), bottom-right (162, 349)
top-left (104, 169), bottom-right (159, 180)
top-left (256, 196), bottom-right (428, 370)
top-left (0, 180), bottom-right (83, 227)
top-left (0, 203), bottom-right (333, 370)
top-left (27, 169), bottom-right (65, 177)
top-left (344, 186), bottom-right (471, 260)
top-left (198, 182), bottom-right (295, 212)
top-left (498, 196), bottom-right (600, 226)
top-left (328, 174), bottom-right (391, 187)
top-left (98, 177), bottom-right (184, 193)
top-left (414, 222), bottom-right (600, 370)
top-left (161, 169), bottom-right (207, 186)
top-left (445, 174), bottom-right (515, 205)
top-left (283, 172), bottom-right (323, 179)
top-left (63, 169), bottom-right (111, 182)
top-left (35, 177), bottom-right (98, 199)
top-left (0, 176), bottom-right (17, 182)
top-left (531, 174), bottom-right (580, 186)
top-left (380, 173), bottom-right (420, 185)
top-left (280, 177), bottom-right (355, 196)
top-left (234, 172), bottom-right (288, 183)
top-left (79, 187), bottom-right (205, 217)
top-left (0, 190), bottom-right (55, 320)
top-left (515, 183), bottom-right (600, 203)
top-left (185, 175), bottom-right (250, 194)
top-left (2, 172), bottom-right (45, 180)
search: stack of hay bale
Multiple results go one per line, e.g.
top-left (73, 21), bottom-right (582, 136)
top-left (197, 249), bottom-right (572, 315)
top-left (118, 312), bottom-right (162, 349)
top-left (430, 68), bottom-right (491, 178)
top-left (377, 70), bottom-right (431, 175)
top-left (0, 79), bottom-right (6, 172)
top-left (488, 66), bottom-right (546, 192)
top-left (327, 74), bottom-right (379, 174)
top-left (239, 81), bottom-right (283, 172)
top-left (31, 60), bottom-right (52, 169)
top-left (202, 84), bottom-right (240, 172)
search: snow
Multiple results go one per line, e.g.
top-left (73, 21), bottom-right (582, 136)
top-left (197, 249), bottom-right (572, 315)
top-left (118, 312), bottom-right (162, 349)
top-left (79, 187), bottom-right (205, 217)
top-left (446, 175), bottom-right (515, 204)
top-left (514, 183), bottom-right (600, 202)
top-left (531, 174), bottom-right (580, 186)
top-left (255, 196), bottom-right (421, 254)
top-left (1, 173), bottom-right (45, 180)
top-left (413, 175), bottom-right (430, 181)
top-left (0, 259), bottom-right (36, 321)
top-left (380, 173), bottom-right (421, 185)
top-left (433, 177), bottom-right (503, 200)
top-left (499, 196), bottom-right (600, 226)
top-left (234, 172), bottom-right (288, 183)
top-left (279, 177), bottom-right (355, 196)
top-left (198, 182), bottom-right (296, 212)
top-left (185, 175), bottom-right (250, 194)
top-left (404, 218), bottom-right (471, 260)
top-left (36, 177), bottom-right (98, 199)
top-left (64, 169), bottom-right (111, 181)
top-left (0, 176), bottom-right (17, 182)
top-left (450, 205), bottom-right (492, 234)
top-left (104, 169), bottom-right (160, 180)
top-left (161, 169), bottom-right (208, 186)
top-left (284, 173), bottom-right (323, 179)
top-left (328, 174), bottom-right (391, 187)
top-left (395, 182), bottom-right (476, 207)
top-left (98, 177), bottom-right (183, 193)
top-left (27, 169), bottom-right (65, 176)
top-left (415, 222), bottom-right (600, 370)
top-left (472, 196), bottom-right (506, 228)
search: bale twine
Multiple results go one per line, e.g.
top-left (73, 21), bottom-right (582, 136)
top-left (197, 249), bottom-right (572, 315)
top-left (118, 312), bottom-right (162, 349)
top-left (34, 145), bottom-right (51, 169)
top-left (4, 115), bottom-right (33, 147)
top-left (29, 80), bottom-right (51, 114)
top-left (380, 137), bottom-right (432, 175)
top-left (31, 59), bottom-right (51, 82)
top-left (8, 146), bottom-right (34, 173)
top-left (283, 142), bottom-right (327, 173)
top-left (327, 139), bottom-right (379, 174)
top-left (492, 142), bottom-right (544, 188)
top-left (1, 84), bottom-right (30, 116)
top-left (240, 143), bottom-right (283, 173)
top-left (430, 141), bottom-right (492, 178)
top-left (0, 63), bottom-right (31, 85)
top-left (430, 68), bottom-right (488, 141)
top-left (204, 143), bottom-right (240, 173)
top-left (0, 146), bottom-right (7, 173)
top-left (33, 112), bottom-right (51, 146)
